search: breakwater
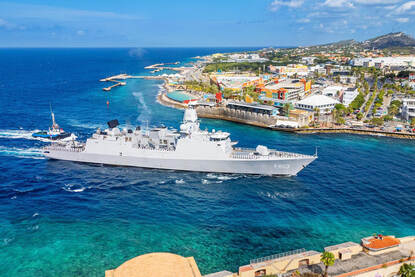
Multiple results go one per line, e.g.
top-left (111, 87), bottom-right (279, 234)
top-left (295, 127), bottom-right (415, 140)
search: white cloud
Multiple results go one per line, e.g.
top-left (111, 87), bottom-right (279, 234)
top-left (323, 0), bottom-right (354, 8)
top-left (395, 17), bottom-right (409, 22)
top-left (0, 2), bottom-right (139, 21)
top-left (395, 1), bottom-right (415, 14)
top-left (297, 18), bottom-right (311, 23)
top-left (0, 18), bottom-right (18, 30)
top-left (270, 0), bottom-right (304, 11)
top-left (354, 0), bottom-right (401, 4)
top-left (0, 18), bottom-right (7, 27)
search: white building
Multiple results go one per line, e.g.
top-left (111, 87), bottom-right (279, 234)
top-left (322, 86), bottom-right (345, 98)
top-left (301, 57), bottom-right (316, 65)
top-left (402, 98), bottom-right (415, 121)
top-left (352, 56), bottom-right (415, 67)
top-left (342, 88), bottom-right (359, 107)
top-left (339, 75), bottom-right (357, 85)
top-left (295, 95), bottom-right (340, 114)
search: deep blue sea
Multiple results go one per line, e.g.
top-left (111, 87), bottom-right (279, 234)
top-left (0, 48), bottom-right (414, 277)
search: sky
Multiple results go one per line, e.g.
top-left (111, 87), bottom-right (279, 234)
top-left (0, 0), bottom-right (414, 47)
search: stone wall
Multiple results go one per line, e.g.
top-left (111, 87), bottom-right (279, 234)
top-left (196, 106), bottom-right (277, 128)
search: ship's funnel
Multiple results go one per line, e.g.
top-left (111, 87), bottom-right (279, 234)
top-left (107, 119), bottom-right (119, 129)
top-left (183, 109), bottom-right (198, 123)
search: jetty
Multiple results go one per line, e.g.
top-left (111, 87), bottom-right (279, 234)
top-left (144, 62), bottom-right (180, 69)
top-left (100, 74), bottom-right (167, 91)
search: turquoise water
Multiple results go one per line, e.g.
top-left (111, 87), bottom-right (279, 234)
top-left (0, 48), bottom-right (414, 276)
top-left (167, 90), bottom-right (197, 102)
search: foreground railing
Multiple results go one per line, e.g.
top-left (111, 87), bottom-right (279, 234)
top-left (250, 248), bottom-right (306, 265)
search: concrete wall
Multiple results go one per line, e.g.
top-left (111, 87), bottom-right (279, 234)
top-left (239, 252), bottom-right (321, 277)
top-left (196, 106), bottom-right (277, 127)
top-left (325, 244), bottom-right (363, 260)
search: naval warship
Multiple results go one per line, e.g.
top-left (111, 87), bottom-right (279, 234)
top-left (43, 109), bottom-right (316, 176)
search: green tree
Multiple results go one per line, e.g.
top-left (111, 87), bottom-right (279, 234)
top-left (398, 263), bottom-right (415, 277)
top-left (283, 103), bottom-right (292, 117)
top-left (371, 117), bottom-right (384, 126)
top-left (411, 118), bottom-right (415, 127)
top-left (321, 251), bottom-right (335, 277)
top-left (334, 104), bottom-right (346, 111)
top-left (356, 112), bottom-right (363, 121)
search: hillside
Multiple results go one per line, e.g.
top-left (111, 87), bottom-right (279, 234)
top-left (362, 32), bottom-right (415, 49)
top-left (308, 32), bottom-right (415, 50)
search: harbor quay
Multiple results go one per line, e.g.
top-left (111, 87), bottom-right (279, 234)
top-left (105, 234), bottom-right (415, 277)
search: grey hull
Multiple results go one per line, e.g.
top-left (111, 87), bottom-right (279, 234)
top-left (44, 150), bottom-right (315, 176)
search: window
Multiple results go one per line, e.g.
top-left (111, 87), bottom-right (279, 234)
top-left (255, 269), bottom-right (266, 277)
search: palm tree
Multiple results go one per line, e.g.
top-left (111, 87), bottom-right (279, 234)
top-left (321, 251), bottom-right (335, 277)
top-left (398, 263), bottom-right (415, 277)
top-left (314, 108), bottom-right (320, 123)
top-left (283, 103), bottom-right (291, 117)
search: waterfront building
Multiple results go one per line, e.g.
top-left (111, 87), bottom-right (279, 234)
top-left (361, 235), bottom-right (401, 255)
top-left (105, 252), bottom-right (202, 277)
top-left (402, 98), bottom-right (415, 121)
top-left (288, 109), bottom-right (314, 127)
top-left (262, 78), bottom-right (309, 103)
top-left (295, 95), bottom-right (340, 113)
top-left (226, 101), bottom-right (279, 116)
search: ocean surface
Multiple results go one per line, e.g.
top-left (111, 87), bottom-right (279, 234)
top-left (0, 48), bottom-right (414, 277)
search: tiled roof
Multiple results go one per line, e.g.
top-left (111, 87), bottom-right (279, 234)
top-left (362, 236), bottom-right (400, 250)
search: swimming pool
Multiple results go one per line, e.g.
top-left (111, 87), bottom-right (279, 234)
top-left (167, 90), bottom-right (198, 103)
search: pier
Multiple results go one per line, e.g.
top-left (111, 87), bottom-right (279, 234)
top-left (144, 61), bottom-right (180, 69)
top-left (100, 74), bottom-right (167, 91)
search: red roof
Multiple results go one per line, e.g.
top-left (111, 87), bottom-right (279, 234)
top-left (362, 235), bottom-right (400, 250)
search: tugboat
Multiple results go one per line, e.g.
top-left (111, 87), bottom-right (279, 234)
top-left (32, 106), bottom-right (75, 141)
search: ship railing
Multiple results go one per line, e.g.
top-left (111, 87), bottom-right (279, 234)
top-left (231, 150), bottom-right (310, 160)
top-left (44, 145), bottom-right (85, 152)
top-left (250, 248), bottom-right (306, 265)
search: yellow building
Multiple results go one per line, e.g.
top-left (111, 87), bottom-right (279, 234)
top-left (245, 95), bottom-right (254, 104)
top-left (105, 252), bottom-right (202, 277)
top-left (289, 109), bottom-right (314, 127)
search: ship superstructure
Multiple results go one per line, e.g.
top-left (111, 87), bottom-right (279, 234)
top-left (44, 109), bottom-right (316, 176)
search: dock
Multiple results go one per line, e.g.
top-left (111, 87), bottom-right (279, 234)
top-left (100, 74), bottom-right (167, 91)
top-left (144, 61), bottom-right (180, 69)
